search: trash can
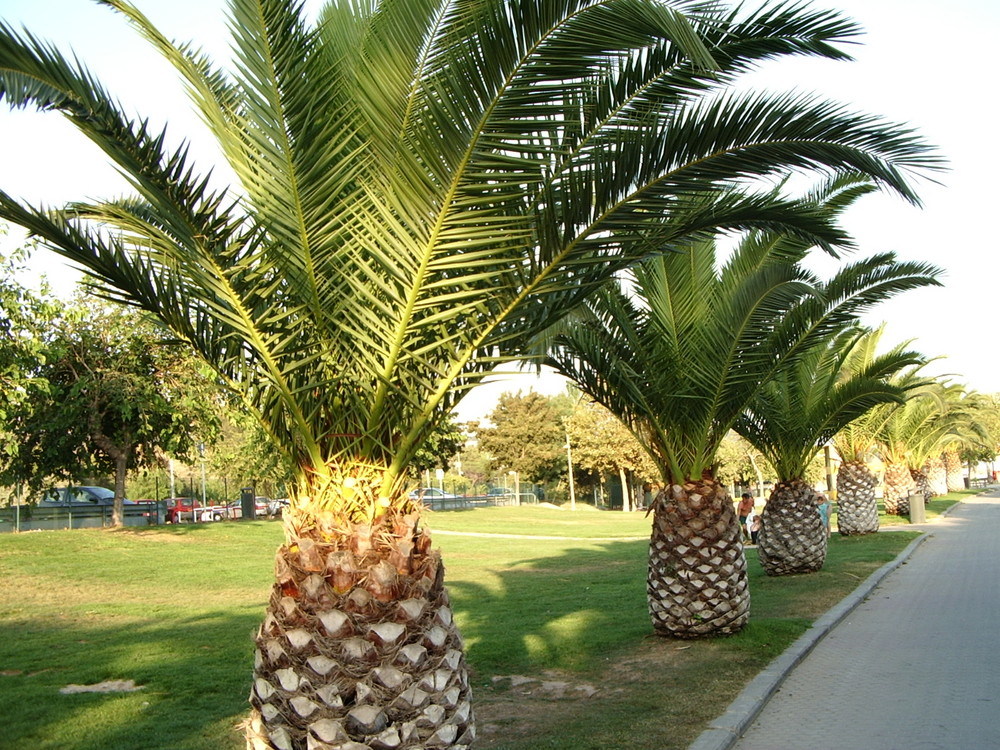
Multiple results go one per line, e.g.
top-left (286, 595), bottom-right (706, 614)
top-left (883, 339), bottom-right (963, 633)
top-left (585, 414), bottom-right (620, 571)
top-left (240, 487), bottom-right (256, 520)
top-left (908, 493), bottom-right (925, 524)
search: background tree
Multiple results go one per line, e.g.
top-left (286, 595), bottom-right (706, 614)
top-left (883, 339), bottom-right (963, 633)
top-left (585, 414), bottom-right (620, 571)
top-left (713, 432), bottom-right (774, 497)
top-left (476, 390), bottom-right (567, 486)
top-left (566, 399), bottom-right (657, 510)
top-left (0, 240), bottom-right (61, 481)
top-left (2, 297), bottom-right (221, 525)
top-left (0, 1), bottom-right (942, 746)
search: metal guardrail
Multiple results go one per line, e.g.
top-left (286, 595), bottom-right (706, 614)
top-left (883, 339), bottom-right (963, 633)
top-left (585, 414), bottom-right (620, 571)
top-left (422, 492), bottom-right (538, 511)
top-left (0, 502), bottom-right (164, 532)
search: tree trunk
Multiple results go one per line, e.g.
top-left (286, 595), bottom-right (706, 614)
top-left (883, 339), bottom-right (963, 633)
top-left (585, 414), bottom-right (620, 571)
top-left (909, 468), bottom-right (933, 506)
top-left (757, 479), bottom-right (827, 576)
top-left (835, 461), bottom-right (879, 536)
top-left (619, 466), bottom-right (631, 512)
top-left (882, 462), bottom-right (914, 516)
top-left (245, 505), bottom-right (474, 750)
top-left (923, 455), bottom-right (947, 496)
top-left (943, 448), bottom-right (964, 492)
top-left (647, 478), bottom-right (749, 638)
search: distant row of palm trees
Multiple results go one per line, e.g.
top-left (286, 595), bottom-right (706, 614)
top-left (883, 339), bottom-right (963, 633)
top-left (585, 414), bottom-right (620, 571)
top-left (0, 1), bottom-right (950, 748)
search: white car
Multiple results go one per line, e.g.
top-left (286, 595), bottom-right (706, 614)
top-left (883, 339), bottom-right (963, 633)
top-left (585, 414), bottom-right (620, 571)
top-left (408, 487), bottom-right (458, 501)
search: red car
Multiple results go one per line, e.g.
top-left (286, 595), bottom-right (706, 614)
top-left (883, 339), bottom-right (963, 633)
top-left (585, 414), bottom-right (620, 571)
top-left (164, 497), bottom-right (223, 523)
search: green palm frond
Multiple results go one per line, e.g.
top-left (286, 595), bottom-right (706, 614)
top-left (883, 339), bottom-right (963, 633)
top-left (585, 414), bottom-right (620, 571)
top-left (735, 326), bottom-right (926, 479)
top-left (545, 178), bottom-right (941, 484)
top-left (0, 0), bottom-right (943, 509)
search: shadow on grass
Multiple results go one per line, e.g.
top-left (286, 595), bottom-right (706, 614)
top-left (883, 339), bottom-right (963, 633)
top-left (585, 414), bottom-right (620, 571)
top-left (0, 607), bottom-right (263, 750)
top-left (446, 539), bottom-right (651, 680)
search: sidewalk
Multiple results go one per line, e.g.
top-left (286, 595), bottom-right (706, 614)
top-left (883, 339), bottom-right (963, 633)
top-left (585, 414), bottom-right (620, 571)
top-left (691, 489), bottom-right (1000, 750)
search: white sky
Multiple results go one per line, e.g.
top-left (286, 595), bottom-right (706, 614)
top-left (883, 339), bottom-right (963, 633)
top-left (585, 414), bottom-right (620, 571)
top-left (1, 0), bottom-right (997, 422)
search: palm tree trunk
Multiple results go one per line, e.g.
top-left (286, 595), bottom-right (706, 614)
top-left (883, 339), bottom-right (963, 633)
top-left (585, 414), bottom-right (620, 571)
top-left (647, 478), bottom-right (749, 638)
top-left (245, 508), bottom-right (474, 750)
top-left (909, 468), bottom-right (934, 506)
top-left (943, 449), bottom-right (964, 492)
top-left (882, 462), bottom-right (914, 516)
top-left (757, 479), bottom-right (827, 576)
top-left (923, 455), bottom-right (948, 495)
top-left (835, 461), bottom-right (880, 536)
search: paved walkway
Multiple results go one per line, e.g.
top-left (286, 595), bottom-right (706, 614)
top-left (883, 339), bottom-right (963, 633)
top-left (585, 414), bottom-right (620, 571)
top-left (691, 489), bottom-right (1000, 750)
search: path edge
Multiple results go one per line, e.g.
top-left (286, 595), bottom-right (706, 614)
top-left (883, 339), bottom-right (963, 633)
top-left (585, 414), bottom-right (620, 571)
top-left (687, 531), bottom-right (930, 750)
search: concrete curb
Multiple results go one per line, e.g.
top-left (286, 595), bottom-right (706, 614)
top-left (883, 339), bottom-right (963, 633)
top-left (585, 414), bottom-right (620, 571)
top-left (687, 531), bottom-right (930, 750)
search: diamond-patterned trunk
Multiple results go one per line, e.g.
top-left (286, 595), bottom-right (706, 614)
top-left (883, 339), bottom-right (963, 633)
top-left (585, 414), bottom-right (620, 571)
top-left (647, 478), bottom-right (749, 638)
top-left (244, 508), bottom-right (474, 750)
top-left (923, 455), bottom-right (947, 496)
top-left (943, 449), bottom-right (964, 492)
top-left (910, 468), bottom-right (933, 506)
top-left (882, 462), bottom-right (914, 516)
top-left (835, 461), bottom-right (879, 536)
top-left (757, 479), bottom-right (827, 576)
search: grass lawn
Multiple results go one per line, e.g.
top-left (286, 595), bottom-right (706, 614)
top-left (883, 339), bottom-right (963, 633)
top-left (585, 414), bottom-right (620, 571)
top-left (0, 492), bottom-right (971, 750)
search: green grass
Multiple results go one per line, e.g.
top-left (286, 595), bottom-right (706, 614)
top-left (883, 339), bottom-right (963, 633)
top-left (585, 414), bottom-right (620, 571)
top-left (0, 494), bottom-right (967, 750)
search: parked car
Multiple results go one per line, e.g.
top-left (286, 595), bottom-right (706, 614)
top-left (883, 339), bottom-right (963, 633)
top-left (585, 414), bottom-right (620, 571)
top-left (408, 487), bottom-right (458, 502)
top-left (266, 498), bottom-right (290, 518)
top-left (38, 486), bottom-right (135, 506)
top-left (223, 496), bottom-right (272, 519)
top-left (164, 497), bottom-right (224, 523)
top-left (486, 487), bottom-right (511, 497)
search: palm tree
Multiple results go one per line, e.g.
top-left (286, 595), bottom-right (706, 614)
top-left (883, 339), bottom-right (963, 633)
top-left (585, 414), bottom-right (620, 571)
top-left (735, 326), bottom-right (924, 575)
top-left (829, 326), bottom-right (917, 535)
top-left (875, 377), bottom-right (957, 515)
top-left (543, 177), bottom-right (940, 636)
top-left (0, 1), bottom-right (942, 746)
top-left (897, 381), bottom-right (971, 506)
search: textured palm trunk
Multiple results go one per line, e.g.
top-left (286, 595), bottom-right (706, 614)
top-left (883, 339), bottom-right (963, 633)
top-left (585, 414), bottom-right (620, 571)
top-left (943, 449), bottom-right (964, 492)
top-left (647, 478), bottom-right (749, 638)
top-left (882, 462), bottom-right (914, 516)
top-left (909, 468), bottom-right (934, 506)
top-left (244, 506), bottom-right (474, 750)
top-left (923, 455), bottom-right (948, 496)
top-left (835, 461), bottom-right (879, 536)
top-left (757, 479), bottom-right (827, 576)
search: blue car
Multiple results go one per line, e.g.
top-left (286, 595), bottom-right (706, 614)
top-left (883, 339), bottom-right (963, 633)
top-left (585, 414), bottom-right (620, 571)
top-left (38, 486), bottom-right (134, 506)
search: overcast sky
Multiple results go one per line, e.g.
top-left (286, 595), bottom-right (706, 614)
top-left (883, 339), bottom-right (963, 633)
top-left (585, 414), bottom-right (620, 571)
top-left (1, 0), bottom-right (997, 422)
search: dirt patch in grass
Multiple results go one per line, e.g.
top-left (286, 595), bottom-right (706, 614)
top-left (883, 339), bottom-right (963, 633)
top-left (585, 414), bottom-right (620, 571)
top-left (471, 635), bottom-right (758, 750)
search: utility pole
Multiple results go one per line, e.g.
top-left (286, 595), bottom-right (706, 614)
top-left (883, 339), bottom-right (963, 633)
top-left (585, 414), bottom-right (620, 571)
top-left (566, 430), bottom-right (576, 511)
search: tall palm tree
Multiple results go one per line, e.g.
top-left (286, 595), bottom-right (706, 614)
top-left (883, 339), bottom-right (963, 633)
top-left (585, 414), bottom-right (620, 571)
top-left (0, 1), bottom-right (941, 746)
top-left (543, 177), bottom-right (941, 637)
top-left (736, 326), bottom-right (925, 575)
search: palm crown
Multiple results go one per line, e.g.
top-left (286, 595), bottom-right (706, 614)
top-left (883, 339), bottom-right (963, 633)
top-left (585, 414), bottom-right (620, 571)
top-left (544, 176), bottom-right (942, 486)
top-left (735, 325), bottom-right (927, 481)
top-left (0, 0), bottom-right (941, 520)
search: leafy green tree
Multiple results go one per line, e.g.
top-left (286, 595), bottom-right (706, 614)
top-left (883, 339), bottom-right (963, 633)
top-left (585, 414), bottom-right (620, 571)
top-left (0, 239), bottom-right (62, 475)
top-left (713, 431), bottom-right (774, 495)
top-left (2, 297), bottom-right (221, 525)
top-left (544, 176), bottom-right (941, 637)
top-left (566, 398), bottom-right (657, 510)
top-left (0, 1), bottom-right (941, 744)
top-left (477, 390), bottom-right (566, 485)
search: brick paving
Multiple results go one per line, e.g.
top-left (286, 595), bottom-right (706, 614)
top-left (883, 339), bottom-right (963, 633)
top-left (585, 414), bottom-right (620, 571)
top-left (691, 489), bottom-right (1000, 750)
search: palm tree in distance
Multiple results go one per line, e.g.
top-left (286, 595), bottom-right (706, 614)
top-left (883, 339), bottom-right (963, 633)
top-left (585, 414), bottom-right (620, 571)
top-left (735, 326), bottom-right (926, 575)
top-left (829, 325), bottom-right (921, 535)
top-left (542, 175), bottom-right (941, 636)
top-left (0, 1), bottom-right (942, 747)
